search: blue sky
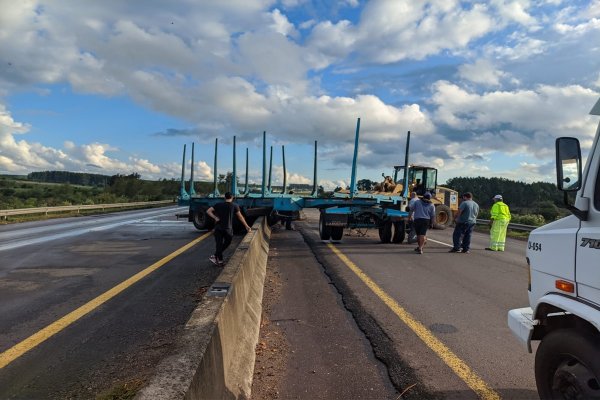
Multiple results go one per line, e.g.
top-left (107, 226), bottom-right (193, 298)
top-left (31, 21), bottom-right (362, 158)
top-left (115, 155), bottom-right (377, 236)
top-left (1, 0), bottom-right (600, 190)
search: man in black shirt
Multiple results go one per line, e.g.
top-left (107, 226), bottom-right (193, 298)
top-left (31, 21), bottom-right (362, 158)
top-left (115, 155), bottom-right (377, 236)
top-left (206, 192), bottom-right (252, 266)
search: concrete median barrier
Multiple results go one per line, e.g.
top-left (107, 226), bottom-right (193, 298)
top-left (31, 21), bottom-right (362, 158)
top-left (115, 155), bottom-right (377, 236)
top-left (136, 217), bottom-right (271, 400)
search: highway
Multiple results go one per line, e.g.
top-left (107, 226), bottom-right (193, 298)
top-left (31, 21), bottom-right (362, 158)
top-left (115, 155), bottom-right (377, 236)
top-left (0, 206), bottom-right (233, 399)
top-left (294, 209), bottom-right (538, 399)
top-left (0, 206), bottom-right (539, 399)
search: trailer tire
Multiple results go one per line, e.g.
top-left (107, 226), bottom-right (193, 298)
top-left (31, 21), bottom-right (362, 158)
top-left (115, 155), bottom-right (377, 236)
top-left (535, 328), bottom-right (600, 400)
top-left (434, 204), bottom-right (452, 229)
top-left (379, 220), bottom-right (392, 243)
top-left (319, 211), bottom-right (331, 240)
top-left (267, 213), bottom-right (279, 226)
top-left (330, 226), bottom-right (344, 241)
top-left (392, 221), bottom-right (406, 243)
top-left (192, 208), bottom-right (214, 231)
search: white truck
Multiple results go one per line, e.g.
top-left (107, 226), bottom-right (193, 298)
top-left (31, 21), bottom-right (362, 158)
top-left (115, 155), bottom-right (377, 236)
top-left (508, 97), bottom-right (600, 399)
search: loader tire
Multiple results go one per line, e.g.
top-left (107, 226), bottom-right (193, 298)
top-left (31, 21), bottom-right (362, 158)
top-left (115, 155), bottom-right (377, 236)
top-left (434, 204), bottom-right (452, 229)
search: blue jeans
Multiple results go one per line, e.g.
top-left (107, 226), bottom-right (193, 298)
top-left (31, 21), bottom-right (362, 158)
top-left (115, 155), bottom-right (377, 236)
top-left (452, 222), bottom-right (475, 251)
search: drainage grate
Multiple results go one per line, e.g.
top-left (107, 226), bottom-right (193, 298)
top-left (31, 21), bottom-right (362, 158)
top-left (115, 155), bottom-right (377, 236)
top-left (207, 282), bottom-right (231, 297)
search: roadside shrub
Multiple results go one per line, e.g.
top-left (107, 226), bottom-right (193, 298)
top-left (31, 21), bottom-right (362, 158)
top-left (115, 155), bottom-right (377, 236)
top-left (534, 201), bottom-right (561, 222)
top-left (512, 214), bottom-right (545, 226)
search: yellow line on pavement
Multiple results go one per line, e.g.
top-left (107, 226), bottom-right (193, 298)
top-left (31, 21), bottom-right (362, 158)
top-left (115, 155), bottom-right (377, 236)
top-left (0, 232), bottom-right (212, 369)
top-left (327, 243), bottom-right (501, 400)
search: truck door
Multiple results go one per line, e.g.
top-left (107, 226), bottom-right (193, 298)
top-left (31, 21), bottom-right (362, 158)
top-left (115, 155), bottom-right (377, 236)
top-left (576, 144), bottom-right (600, 307)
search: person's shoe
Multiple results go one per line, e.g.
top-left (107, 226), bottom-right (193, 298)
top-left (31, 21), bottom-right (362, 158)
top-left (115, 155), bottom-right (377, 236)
top-left (218, 260), bottom-right (225, 267)
top-left (209, 255), bottom-right (220, 266)
top-left (448, 248), bottom-right (460, 253)
top-left (461, 249), bottom-right (470, 254)
top-left (485, 247), bottom-right (494, 251)
top-left (418, 249), bottom-right (423, 254)
top-left (414, 247), bottom-right (421, 253)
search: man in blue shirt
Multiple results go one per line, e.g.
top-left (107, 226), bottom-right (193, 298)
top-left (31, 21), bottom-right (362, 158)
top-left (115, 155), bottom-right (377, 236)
top-left (449, 192), bottom-right (479, 254)
top-left (408, 192), bottom-right (436, 254)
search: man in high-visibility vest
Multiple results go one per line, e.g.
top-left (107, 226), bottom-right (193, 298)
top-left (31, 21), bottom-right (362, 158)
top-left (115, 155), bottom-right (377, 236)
top-left (487, 194), bottom-right (511, 251)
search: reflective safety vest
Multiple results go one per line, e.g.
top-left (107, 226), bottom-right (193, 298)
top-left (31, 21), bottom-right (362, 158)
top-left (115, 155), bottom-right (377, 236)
top-left (491, 201), bottom-right (511, 221)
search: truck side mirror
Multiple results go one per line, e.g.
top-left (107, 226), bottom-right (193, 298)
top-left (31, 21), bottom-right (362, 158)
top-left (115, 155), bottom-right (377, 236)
top-left (556, 137), bottom-right (588, 221)
top-left (556, 137), bottom-right (582, 192)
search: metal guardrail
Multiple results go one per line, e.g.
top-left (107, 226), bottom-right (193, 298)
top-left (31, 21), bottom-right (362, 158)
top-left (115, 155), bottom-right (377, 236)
top-left (0, 200), bottom-right (174, 219)
top-left (476, 219), bottom-right (537, 232)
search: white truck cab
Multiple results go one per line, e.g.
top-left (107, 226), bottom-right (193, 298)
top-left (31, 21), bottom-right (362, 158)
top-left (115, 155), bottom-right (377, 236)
top-left (508, 97), bottom-right (600, 399)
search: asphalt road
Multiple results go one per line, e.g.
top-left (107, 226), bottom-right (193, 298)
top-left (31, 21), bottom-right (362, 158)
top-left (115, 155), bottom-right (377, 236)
top-left (0, 206), bottom-right (236, 399)
top-left (296, 209), bottom-right (538, 399)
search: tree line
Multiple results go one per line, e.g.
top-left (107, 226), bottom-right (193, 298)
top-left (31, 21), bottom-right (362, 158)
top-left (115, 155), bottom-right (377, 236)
top-left (2, 170), bottom-right (571, 222)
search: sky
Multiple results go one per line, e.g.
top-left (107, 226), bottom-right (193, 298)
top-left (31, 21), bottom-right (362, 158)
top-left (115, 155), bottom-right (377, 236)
top-left (1, 0), bottom-right (600, 191)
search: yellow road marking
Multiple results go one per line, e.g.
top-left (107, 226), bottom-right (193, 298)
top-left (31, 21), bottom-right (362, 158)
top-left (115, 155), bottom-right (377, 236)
top-left (0, 232), bottom-right (212, 369)
top-left (327, 243), bottom-right (501, 400)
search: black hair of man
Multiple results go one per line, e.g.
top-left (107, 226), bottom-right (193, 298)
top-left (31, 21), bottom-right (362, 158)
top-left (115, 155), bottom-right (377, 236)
top-left (224, 192), bottom-right (233, 200)
top-left (463, 192), bottom-right (473, 199)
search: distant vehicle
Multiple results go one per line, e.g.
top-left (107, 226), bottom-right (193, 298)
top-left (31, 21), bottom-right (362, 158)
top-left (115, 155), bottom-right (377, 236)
top-left (508, 97), bottom-right (600, 399)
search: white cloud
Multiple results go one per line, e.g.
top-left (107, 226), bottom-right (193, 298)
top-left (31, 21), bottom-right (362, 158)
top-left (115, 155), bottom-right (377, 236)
top-left (268, 8), bottom-right (298, 37)
top-left (458, 60), bottom-right (507, 86)
top-left (319, 179), bottom-right (348, 191)
top-left (1, 0), bottom-right (600, 186)
top-left (429, 81), bottom-right (600, 162)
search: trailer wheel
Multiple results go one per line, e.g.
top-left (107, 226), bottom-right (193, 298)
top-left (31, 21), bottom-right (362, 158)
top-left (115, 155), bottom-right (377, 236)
top-left (267, 213), bottom-right (279, 226)
top-left (535, 328), bottom-right (600, 400)
top-left (319, 212), bottom-right (331, 240)
top-left (392, 221), bottom-right (405, 243)
top-left (330, 226), bottom-right (344, 241)
top-left (192, 208), bottom-right (213, 230)
top-left (378, 220), bottom-right (392, 243)
top-left (434, 205), bottom-right (452, 229)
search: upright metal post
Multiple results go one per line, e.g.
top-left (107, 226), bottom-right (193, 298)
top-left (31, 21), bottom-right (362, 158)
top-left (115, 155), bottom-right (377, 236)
top-left (282, 145), bottom-right (287, 194)
top-left (261, 131), bottom-right (266, 196)
top-left (402, 131), bottom-right (411, 198)
top-left (180, 144), bottom-right (189, 200)
top-left (213, 138), bottom-right (220, 197)
top-left (189, 142), bottom-right (196, 196)
top-left (349, 118), bottom-right (361, 198)
top-left (268, 146), bottom-right (273, 193)
top-left (311, 140), bottom-right (318, 197)
top-left (244, 148), bottom-right (249, 195)
top-left (232, 136), bottom-right (238, 195)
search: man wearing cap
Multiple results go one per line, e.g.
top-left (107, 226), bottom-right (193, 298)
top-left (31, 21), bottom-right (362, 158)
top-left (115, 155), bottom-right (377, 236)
top-left (408, 192), bottom-right (436, 254)
top-left (449, 192), bottom-right (479, 254)
top-left (487, 194), bottom-right (511, 251)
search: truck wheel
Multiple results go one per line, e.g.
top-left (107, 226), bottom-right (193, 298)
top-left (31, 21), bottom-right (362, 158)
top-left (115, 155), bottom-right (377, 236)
top-left (378, 220), bottom-right (392, 243)
top-left (434, 205), bottom-right (452, 229)
top-left (392, 221), bottom-right (405, 243)
top-left (267, 213), bottom-right (279, 226)
top-left (192, 208), bottom-right (213, 230)
top-left (319, 211), bottom-right (331, 240)
top-left (330, 226), bottom-right (344, 241)
top-left (535, 328), bottom-right (600, 400)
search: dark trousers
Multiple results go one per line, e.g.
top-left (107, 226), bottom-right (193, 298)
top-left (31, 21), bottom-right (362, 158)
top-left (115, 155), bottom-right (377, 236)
top-left (452, 222), bottom-right (475, 251)
top-left (214, 229), bottom-right (233, 261)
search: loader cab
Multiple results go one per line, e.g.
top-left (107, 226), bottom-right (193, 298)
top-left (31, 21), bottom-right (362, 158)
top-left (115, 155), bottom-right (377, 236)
top-left (394, 165), bottom-right (438, 195)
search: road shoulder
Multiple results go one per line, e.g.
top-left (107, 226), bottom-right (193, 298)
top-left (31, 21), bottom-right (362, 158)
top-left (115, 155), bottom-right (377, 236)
top-left (252, 224), bottom-right (397, 399)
